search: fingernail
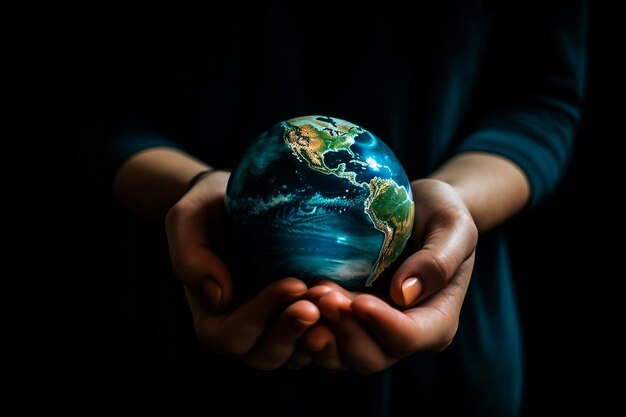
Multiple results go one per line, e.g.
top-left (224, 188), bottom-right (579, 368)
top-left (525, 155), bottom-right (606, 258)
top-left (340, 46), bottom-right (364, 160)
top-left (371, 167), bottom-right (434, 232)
top-left (402, 277), bottom-right (420, 306)
top-left (295, 318), bottom-right (318, 328)
top-left (205, 280), bottom-right (222, 310)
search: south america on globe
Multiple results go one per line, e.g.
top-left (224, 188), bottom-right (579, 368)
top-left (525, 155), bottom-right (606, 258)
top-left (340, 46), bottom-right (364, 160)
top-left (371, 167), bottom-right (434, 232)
top-left (226, 115), bottom-right (414, 290)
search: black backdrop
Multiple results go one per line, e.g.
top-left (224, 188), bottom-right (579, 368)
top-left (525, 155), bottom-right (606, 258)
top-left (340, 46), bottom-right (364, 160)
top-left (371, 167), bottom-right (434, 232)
top-left (509, 4), bottom-right (618, 413)
top-left (61, 4), bottom-right (617, 414)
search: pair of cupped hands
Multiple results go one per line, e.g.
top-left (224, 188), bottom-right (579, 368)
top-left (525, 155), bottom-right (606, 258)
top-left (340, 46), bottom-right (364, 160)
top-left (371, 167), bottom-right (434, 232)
top-left (165, 170), bottom-right (477, 374)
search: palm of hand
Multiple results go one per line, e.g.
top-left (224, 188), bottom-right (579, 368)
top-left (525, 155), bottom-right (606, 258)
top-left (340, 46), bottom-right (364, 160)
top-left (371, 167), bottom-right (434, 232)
top-left (167, 171), bottom-right (321, 369)
top-left (167, 173), bottom-right (476, 373)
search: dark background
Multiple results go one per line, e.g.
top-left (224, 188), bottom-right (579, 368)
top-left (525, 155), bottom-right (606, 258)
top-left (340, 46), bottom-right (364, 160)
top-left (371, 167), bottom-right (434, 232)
top-left (509, 4), bottom-right (618, 414)
top-left (61, 3), bottom-right (616, 413)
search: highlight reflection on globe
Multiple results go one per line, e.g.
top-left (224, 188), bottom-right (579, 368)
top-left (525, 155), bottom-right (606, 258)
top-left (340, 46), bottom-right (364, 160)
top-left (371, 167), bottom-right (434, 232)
top-left (226, 115), bottom-right (414, 289)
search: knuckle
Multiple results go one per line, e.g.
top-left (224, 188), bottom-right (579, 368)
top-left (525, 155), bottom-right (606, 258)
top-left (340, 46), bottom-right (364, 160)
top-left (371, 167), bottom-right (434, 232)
top-left (433, 205), bottom-right (463, 225)
top-left (171, 257), bottom-right (193, 281)
top-left (463, 216), bottom-right (479, 246)
top-left (165, 200), bottom-right (188, 227)
top-left (166, 198), bottom-right (201, 230)
top-left (455, 210), bottom-right (478, 247)
top-left (430, 251), bottom-right (454, 283)
top-left (432, 323), bottom-right (459, 353)
top-left (172, 256), bottom-right (209, 284)
top-left (435, 207), bottom-right (478, 244)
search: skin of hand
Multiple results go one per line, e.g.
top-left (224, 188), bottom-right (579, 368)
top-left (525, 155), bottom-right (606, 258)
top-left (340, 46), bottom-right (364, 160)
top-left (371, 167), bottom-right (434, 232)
top-left (285, 179), bottom-right (476, 373)
top-left (165, 169), bottom-right (321, 370)
top-left (115, 148), bottom-right (320, 370)
top-left (287, 152), bottom-right (529, 374)
top-left (115, 149), bottom-right (528, 373)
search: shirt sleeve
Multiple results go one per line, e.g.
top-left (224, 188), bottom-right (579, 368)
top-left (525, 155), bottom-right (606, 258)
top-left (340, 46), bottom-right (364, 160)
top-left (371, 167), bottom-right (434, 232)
top-left (454, 1), bottom-right (587, 207)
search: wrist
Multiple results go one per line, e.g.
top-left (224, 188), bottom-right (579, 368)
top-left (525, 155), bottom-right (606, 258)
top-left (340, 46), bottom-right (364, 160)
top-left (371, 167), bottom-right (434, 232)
top-left (114, 147), bottom-right (211, 221)
top-left (427, 152), bottom-right (530, 232)
top-left (188, 169), bottom-right (215, 190)
top-left (187, 168), bottom-right (232, 191)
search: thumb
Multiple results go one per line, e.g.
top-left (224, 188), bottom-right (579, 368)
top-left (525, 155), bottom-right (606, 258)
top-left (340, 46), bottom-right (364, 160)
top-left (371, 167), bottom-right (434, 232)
top-left (390, 211), bottom-right (477, 308)
top-left (173, 244), bottom-right (233, 312)
top-left (389, 249), bottom-right (450, 308)
top-left (166, 196), bottom-right (233, 312)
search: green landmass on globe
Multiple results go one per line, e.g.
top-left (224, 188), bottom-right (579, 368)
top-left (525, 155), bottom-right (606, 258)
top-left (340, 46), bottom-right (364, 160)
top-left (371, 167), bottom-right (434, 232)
top-left (227, 115), bottom-right (415, 289)
top-left (364, 177), bottom-right (414, 286)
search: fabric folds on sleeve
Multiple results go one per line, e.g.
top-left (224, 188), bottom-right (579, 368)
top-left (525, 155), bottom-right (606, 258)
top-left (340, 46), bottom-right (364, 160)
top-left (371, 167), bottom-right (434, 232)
top-left (455, 0), bottom-right (587, 207)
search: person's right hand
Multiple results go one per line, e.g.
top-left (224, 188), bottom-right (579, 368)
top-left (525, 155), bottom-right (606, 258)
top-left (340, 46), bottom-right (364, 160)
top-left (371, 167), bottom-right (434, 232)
top-left (165, 170), bottom-right (319, 369)
top-left (288, 179), bottom-right (477, 373)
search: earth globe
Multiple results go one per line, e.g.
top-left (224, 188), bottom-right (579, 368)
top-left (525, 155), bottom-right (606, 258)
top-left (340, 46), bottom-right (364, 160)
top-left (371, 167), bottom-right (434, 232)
top-left (226, 115), bottom-right (414, 290)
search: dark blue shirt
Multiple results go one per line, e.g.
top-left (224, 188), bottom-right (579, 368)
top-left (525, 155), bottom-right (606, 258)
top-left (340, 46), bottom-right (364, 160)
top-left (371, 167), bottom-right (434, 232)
top-left (66, 2), bottom-right (586, 415)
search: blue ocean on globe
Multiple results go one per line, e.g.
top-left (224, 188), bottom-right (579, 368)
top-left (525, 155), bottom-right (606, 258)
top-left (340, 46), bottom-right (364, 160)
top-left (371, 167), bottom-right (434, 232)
top-left (226, 115), bottom-right (414, 289)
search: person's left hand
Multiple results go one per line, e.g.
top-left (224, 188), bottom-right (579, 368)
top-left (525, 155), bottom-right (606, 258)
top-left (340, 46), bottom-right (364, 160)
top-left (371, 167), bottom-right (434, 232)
top-left (287, 179), bottom-right (477, 373)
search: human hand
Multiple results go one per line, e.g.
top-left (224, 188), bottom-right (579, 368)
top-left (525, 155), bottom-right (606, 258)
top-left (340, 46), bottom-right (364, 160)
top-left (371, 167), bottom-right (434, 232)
top-left (165, 171), bottom-right (319, 369)
top-left (297, 179), bottom-right (477, 373)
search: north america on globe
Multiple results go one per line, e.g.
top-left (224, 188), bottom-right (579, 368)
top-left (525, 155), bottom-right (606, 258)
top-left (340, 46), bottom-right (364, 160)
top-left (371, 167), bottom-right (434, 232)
top-left (226, 115), bottom-right (414, 289)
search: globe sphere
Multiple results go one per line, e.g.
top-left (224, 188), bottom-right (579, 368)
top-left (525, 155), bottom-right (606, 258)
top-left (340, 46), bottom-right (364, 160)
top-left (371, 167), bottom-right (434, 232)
top-left (226, 115), bottom-right (414, 289)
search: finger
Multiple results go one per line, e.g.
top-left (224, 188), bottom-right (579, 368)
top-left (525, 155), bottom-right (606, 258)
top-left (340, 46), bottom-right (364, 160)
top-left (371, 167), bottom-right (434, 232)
top-left (219, 278), bottom-right (308, 355)
top-left (391, 209), bottom-right (477, 307)
top-left (306, 281), bottom-right (355, 303)
top-left (166, 201), bottom-right (233, 310)
top-left (183, 286), bottom-right (228, 353)
top-left (350, 294), bottom-right (421, 357)
top-left (245, 299), bottom-right (319, 370)
top-left (318, 291), bottom-right (390, 374)
top-left (177, 246), bottom-right (231, 311)
top-left (303, 324), bottom-right (347, 372)
top-left (354, 256), bottom-right (474, 355)
top-left (304, 285), bottom-right (334, 303)
top-left (284, 348), bottom-right (313, 370)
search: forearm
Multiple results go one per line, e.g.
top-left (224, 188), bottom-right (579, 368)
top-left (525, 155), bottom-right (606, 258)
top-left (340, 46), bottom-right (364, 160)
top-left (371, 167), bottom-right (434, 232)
top-left (114, 147), bottom-right (210, 221)
top-left (428, 152), bottom-right (530, 232)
